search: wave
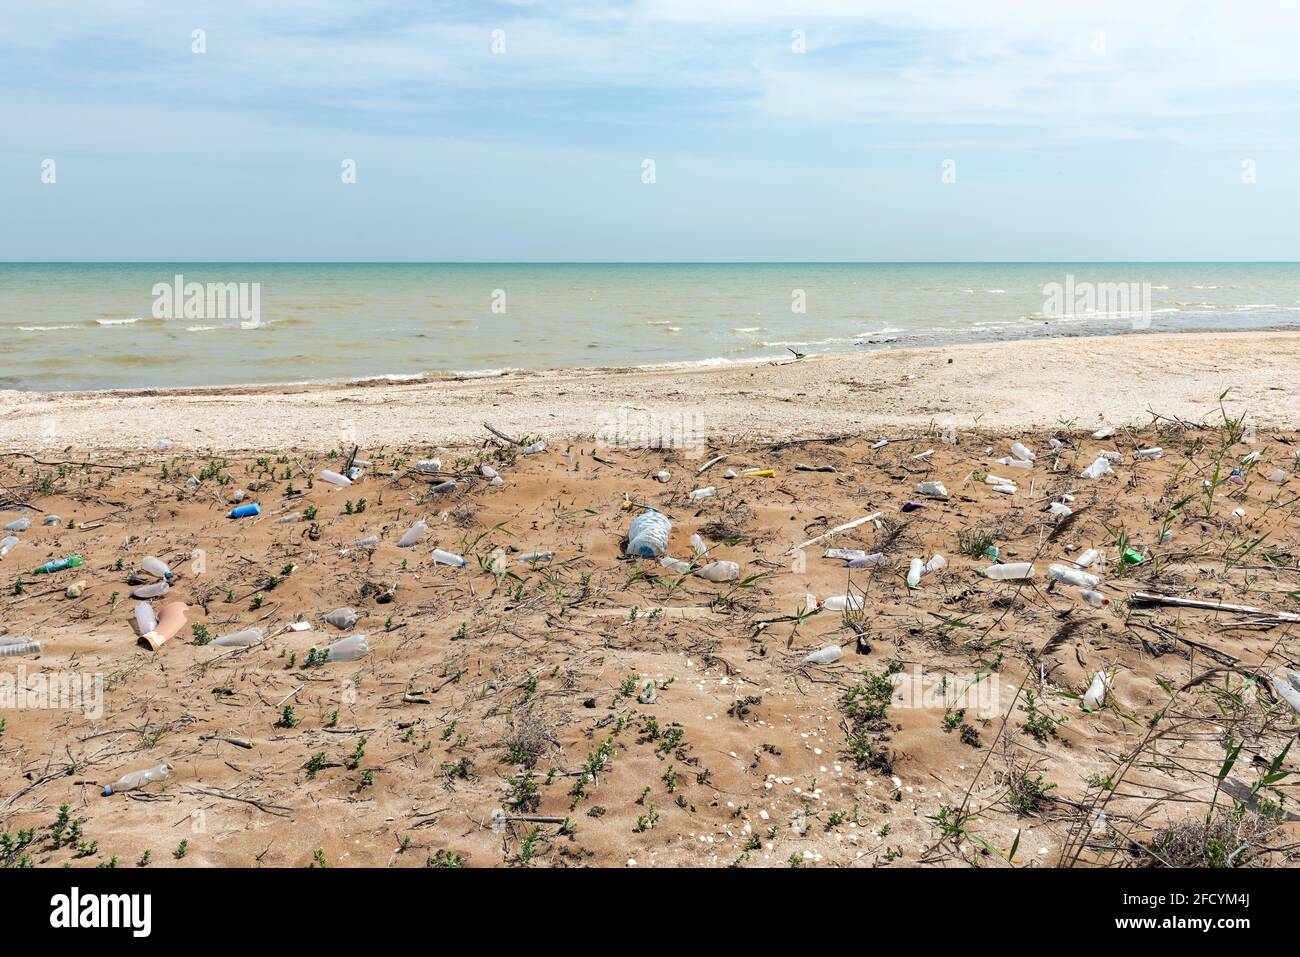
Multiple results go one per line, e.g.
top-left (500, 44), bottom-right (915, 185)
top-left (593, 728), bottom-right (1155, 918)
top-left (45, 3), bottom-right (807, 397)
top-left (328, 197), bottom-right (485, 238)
top-left (17, 324), bottom-right (76, 332)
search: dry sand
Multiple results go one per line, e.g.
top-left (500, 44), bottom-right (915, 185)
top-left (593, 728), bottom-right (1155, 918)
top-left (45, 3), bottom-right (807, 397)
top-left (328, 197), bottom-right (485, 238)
top-left (1, 413), bottom-right (1298, 868)
top-left (4, 330), bottom-right (1300, 452)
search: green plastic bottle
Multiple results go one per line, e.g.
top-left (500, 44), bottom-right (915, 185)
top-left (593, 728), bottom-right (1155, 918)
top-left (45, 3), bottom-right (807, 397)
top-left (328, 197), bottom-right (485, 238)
top-left (32, 555), bottom-right (83, 575)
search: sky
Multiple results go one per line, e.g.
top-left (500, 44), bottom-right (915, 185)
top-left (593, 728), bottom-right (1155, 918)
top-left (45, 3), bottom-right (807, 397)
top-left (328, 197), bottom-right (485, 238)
top-left (2, 0), bottom-right (1298, 261)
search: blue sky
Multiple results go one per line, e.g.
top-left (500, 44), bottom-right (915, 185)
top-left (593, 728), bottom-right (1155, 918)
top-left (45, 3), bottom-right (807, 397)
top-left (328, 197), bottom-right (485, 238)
top-left (2, 0), bottom-right (1298, 261)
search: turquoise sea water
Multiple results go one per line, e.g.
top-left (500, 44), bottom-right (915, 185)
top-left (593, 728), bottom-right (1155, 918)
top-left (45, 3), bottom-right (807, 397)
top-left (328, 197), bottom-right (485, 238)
top-left (1, 263), bottom-right (1297, 391)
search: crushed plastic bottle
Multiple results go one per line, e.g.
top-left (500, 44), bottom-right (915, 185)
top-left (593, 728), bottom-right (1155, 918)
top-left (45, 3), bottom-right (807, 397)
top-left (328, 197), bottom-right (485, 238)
top-left (653, 470), bottom-right (671, 483)
top-left (320, 634), bottom-right (370, 663)
top-left (1079, 457), bottom-right (1113, 479)
top-left (518, 551), bottom-right (553, 564)
top-left (214, 626), bottom-right (264, 647)
top-left (322, 607), bottom-right (359, 630)
top-left (696, 560), bottom-right (740, 582)
top-left (104, 763), bottom-right (171, 796)
top-left (843, 552), bottom-right (886, 569)
top-left (626, 510), bottom-right (672, 558)
top-left (688, 486), bottom-right (717, 502)
top-left (415, 459), bottom-right (442, 475)
top-left (1134, 448), bottom-right (1163, 459)
top-left (397, 520), bottom-right (429, 548)
top-left (522, 441), bottom-right (546, 455)
top-left (0, 536), bottom-right (18, 559)
top-left (803, 644), bottom-right (843, 665)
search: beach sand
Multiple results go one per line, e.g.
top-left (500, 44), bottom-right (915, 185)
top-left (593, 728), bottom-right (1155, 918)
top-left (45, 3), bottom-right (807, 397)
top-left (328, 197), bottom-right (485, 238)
top-left (1, 399), bottom-right (1298, 867)
top-left (3, 330), bottom-right (1300, 452)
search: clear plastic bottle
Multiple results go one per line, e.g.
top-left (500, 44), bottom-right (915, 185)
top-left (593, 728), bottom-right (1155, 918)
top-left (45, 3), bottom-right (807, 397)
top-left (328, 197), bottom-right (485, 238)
top-left (104, 763), bottom-right (171, 796)
top-left (518, 551), bottom-right (553, 564)
top-left (1076, 548), bottom-right (1102, 568)
top-left (3, 517), bottom-right (30, 532)
top-left (0, 636), bottom-right (41, 657)
top-left (844, 552), bottom-right (886, 569)
top-left (688, 487), bottom-right (717, 502)
top-left (321, 634), bottom-right (369, 663)
top-left (1080, 589), bottom-right (1110, 608)
top-left (0, 536), bottom-right (18, 559)
top-left (134, 603), bottom-right (158, 636)
top-left (430, 548), bottom-right (467, 568)
top-left (821, 595), bottom-right (864, 612)
top-left (131, 581), bottom-right (170, 599)
top-left (214, 626), bottom-right (264, 647)
top-left (626, 510), bottom-right (672, 558)
top-left (397, 520), bottom-right (429, 548)
top-left (319, 469), bottom-right (352, 487)
top-left (1011, 442), bottom-right (1036, 462)
top-left (660, 556), bottom-right (692, 574)
top-left (984, 562), bottom-right (1034, 580)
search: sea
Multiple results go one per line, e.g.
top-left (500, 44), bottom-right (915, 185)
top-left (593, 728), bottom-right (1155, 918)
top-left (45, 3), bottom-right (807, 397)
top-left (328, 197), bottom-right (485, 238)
top-left (1, 262), bottom-right (1297, 391)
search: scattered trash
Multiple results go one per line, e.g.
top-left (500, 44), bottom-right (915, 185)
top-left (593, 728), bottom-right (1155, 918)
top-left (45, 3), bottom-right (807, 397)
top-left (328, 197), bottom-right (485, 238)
top-left (431, 548), bottom-right (468, 568)
top-left (320, 469), bottom-right (352, 487)
top-left (397, 520), bottom-right (429, 547)
top-left (130, 581), bottom-right (169, 599)
top-left (820, 595), bottom-right (864, 612)
top-left (321, 634), bottom-right (369, 663)
top-left (916, 480), bottom-right (948, 499)
top-left (688, 486), bottom-right (717, 502)
top-left (1079, 457), bottom-right (1113, 479)
top-left (323, 607), bottom-right (359, 630)
top-left (228, 503), bottom-right (261, 519)
top-left (1080, 589), bottom-right (1110, 608)
top-left (696, 560), bottom-right (740, 582)
top-left (214, 627), bottom-right (264, 648)
top-left (1048, 563), bottom-right (1100, 588)
top-left (984, 562), bottom-right (1033, 580)
top-left (4, 517), bottom-right (30, 532)
top-left (1082, 671), bottom-right (1114, 711)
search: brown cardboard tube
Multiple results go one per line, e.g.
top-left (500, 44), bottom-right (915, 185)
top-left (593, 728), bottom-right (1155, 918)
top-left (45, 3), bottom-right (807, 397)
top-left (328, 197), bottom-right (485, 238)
top-left (139, 602), bottom-right (188, 651)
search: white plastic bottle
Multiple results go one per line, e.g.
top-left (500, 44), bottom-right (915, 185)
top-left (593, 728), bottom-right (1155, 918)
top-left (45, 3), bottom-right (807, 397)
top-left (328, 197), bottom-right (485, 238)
top-left (906, 557), bottom-right (924, 588)
top-left (323, 607), bottom-right (359, 629)
top-left (134, 603), bottom-right (158, 635)
top-left (843, 552), bottom-right (886, 569)
top-left (214, 626), bottom-right (264, 647)
top-left (1011, 442), bottom-right (1036, 462)
top-left (803, 644), bottom-right (843, 665)
top-left (688, 486), bottom-right (717, 502)
top-left (1048, 563), bottom-right (1100, 588)
top-left (131, 581), bottom-right (170, 599)
top-left (320, 469), bottom-right (352, 487)
top-left (431, 548), bottom-right (468, 568)
top-left (696, 560), bottom-right (740, 582)
top-left (0, 636), bottom-right (41, 657)
top-left (821, 595), bottom-right (864, 612)
top-left (397, 520), bottom-right (429, 548)
top-left (140, 556), bottom-right (172, 580)
top-left (984, 562), bottom-right (1034, 580)
top-left (321, 634), bottom-right (369, 663)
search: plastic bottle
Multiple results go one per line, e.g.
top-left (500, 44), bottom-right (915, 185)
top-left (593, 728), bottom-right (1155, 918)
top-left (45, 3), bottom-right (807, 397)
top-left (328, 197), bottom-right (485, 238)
top-left (844, 552), bottom-right (886, 569)
top-left (103, 764), bottom-right (171, 796)
top-left (820, 595), bottom-right (864, 612)
top-left (518, 551), bottom-right (553, 564)
top-left (522, 441), bottom-right (546, 455)
top-left (825, 548), bottom-right (865, 561)
top-left (1080, 589), bottom-right (1110, 608)
top-left (984, 474), bottom-right (1014, 486)
top-left (352, 535), bottom-right (380, 547)
top-left (691, 534), bottom-right (707, 558)
top-left (916, 481), bottom-right (948, 499)
top-left (1092, 427), bottom-right (1115, 439)
top-left (984, 562), bottom-right (1034, 580)
top-left (907, 557), bottom-right (924, 588)
top-left (626, 510), bottom-right (672, 558)
top-left (140, 556), bottom-right (172, 580)
top-left (696, 560), bottom-right (740, 582)
top-left (275, 512), bottom-right (302, 524)
top-left (320, 469), bottom-right (352, 487)
top-left (1011, 442), bottom-right (1036, 462)
top-left (415, 459), bottom-right (442, 474)
top-left (688, 486), bottom-right (717, 502)
top-left (1050, 502), bottom-right (1073, 517)
top-left (323, 607), bottom-right (359, 630)
top-left (479, 463), bottom-right (498, 480)
top-left (991, 484), bottom-right (1015, 495)
top-left (1080, 457), bottom-right (1113, 479)
top-left (999, 457), bottom-right (1033, 470)
top-left (1076, 548), bottom-right (1101, 568)
top-left (33, 555), bottom-right (83, 575)
top-left (214, 626), bottom-right (264, 647)
top-left (0, 536), bottom-right (18, 559)
top-left (131, 581), bottom-right (169, 599)
top-left (134, 603), bottom-right (158, 635)
top-left (4, 517), bottom-right (30, 532)
top-left (660, 556), bottom-right (692, 574)
top-left (1082, 671), bottom-right (1113, 711)
top-left (924, 554), bottom-right (947, 575)
top-left (431, 480), bottom-right (457, 494)
top-left (1048, 563), bottom-right (1100, 588)
top-left (803, 644), bottom-right (844, 665)
top-left (431, 548), bottom-right (468, 568)
top-left (1134, 448), bottom-right (1163, 459)
top-left (0, 636), bottom-right (42, 657)
top-left (397, 520), bottom-right (429, 548)
top-left (654, 471), bottom-right (671, 483)
top-left (228, 503), bottom-right (261, 519)
top-left (321, 634), bottom-right (369, 663)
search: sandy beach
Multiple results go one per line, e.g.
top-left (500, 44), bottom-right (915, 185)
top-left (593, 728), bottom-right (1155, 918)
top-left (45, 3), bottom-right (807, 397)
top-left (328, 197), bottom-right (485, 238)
top-left (1, 368), bottom-right (1298, 867)
top-left (4, 330), bottom-right (1300, 453)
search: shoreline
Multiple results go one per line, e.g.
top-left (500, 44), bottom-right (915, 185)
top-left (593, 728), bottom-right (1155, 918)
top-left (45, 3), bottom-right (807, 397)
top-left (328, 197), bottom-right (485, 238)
top-left (3, 328), bottom-right (1299, 451)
